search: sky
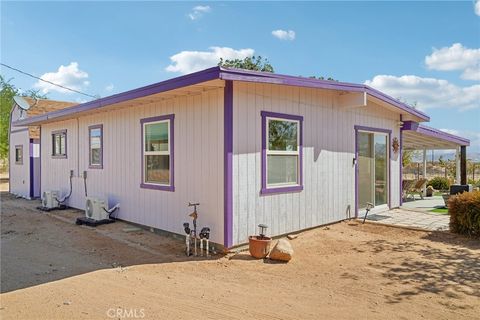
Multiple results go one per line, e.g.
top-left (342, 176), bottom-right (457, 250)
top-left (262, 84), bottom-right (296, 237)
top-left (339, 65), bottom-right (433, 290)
top-left (1, 1), bottom-right (479, 152)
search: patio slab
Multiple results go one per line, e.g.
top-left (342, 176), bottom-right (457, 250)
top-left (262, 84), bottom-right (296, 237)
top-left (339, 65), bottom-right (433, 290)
top-left (401, 196), bottom-right (446, 212)
top-left (362, 208), bottom-right (449, 231)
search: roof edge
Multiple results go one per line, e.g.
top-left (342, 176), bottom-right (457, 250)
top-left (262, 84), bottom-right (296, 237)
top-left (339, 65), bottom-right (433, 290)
top-left (15, 66), bottom-right (430, 127)
top-left (14, 67), bottom-right (221, 126)
top-left (403, 121), bottom-right (470, 146)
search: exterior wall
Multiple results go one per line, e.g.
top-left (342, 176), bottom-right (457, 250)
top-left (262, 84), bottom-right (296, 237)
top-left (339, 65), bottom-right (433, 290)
top-left (40, 89), bottom-right (225, 244)
top-left (9, 129), bottom-right (31, 198)
top-left (232, 82), bottom-right (401, 245)
top-left (9, 106), bottom-right (32, 198)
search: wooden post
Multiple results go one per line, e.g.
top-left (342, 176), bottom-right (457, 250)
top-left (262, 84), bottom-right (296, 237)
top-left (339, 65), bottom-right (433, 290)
top-left (461, 146), bottom-right (467, 185)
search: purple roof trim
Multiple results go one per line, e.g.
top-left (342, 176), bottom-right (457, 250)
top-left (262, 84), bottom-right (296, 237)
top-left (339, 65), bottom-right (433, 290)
top-left (14, 67), bottom-right (220, 127)
top-left (14, 67), bottom-right (430, 127)
top-left (402, 121), bottom-right (469, 146)
top-left (218, 67), bottom-right (430, 121)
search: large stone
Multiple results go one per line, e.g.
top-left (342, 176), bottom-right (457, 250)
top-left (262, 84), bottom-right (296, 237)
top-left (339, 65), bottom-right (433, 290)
top-left (269, 239), bottom-right (293, 262)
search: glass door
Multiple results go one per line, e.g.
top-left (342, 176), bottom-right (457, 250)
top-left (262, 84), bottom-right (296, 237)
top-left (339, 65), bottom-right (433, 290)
top-left (358, 131), bottom-right (388, 212)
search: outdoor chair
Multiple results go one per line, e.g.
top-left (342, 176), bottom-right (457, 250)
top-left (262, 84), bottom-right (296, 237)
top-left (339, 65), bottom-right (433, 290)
top-left (402, 179), bottom-right (416, 200)
top-left (406, 178), bottom-right (428, 200)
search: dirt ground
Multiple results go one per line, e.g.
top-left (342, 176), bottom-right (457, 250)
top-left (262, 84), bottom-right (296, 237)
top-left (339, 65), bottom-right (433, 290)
top-left (1, 189), bottom-right (479, 320)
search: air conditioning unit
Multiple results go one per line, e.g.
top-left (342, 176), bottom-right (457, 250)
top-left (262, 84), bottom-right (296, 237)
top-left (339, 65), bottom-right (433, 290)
top-left (42, 191), bottom-right (59, 209)
top-left (85, 197), bottom-right (109, 221)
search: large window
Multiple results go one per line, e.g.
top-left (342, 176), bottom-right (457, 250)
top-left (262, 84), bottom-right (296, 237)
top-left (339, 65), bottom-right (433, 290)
top-left (140, 114), bottom-right (174, 191)
top-left (89, 124), bottom-right (103, 168)
top-left (261, 111), bottom-right (303, 194)
top-left (15, 145), bottom-right (23, 164)
top-left (52, 130), bottom-right (67, 158)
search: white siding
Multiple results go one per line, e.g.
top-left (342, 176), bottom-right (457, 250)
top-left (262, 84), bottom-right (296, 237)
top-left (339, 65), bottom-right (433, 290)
top-left (9, 129), bottom-right (31, 198)
top-left (232, 82), bottom-right (401, 245)
top-left (41, 89), bottom-right (225, 245)
top-left (9, 106), bottom-right (32, 198)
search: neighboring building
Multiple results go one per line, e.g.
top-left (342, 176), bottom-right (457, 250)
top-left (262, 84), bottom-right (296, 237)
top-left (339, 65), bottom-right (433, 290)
top-left (9, 98), bottom-right (76, 199)
top-left (12, 67), bottom-right (469, 247)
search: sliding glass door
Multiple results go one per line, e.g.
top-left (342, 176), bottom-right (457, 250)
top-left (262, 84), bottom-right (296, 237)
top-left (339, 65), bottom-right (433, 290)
top-left (358, 131), bottom-right (388, 211)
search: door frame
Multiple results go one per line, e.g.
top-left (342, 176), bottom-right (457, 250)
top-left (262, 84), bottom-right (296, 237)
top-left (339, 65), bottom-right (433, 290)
top-left (354, 125), bottom-right (392, 218)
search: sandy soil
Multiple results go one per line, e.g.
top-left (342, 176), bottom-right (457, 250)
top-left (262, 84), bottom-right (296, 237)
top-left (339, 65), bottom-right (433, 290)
top-left (1, 189), bottom-right (479, 320)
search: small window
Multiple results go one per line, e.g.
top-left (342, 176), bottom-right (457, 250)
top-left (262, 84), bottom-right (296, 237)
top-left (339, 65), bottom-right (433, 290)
top-left (89, 125), bottom-right (103, 168)
top-left (140, 115), bottom-right (174, 191)
top-left (261, 111), bottom-right (303, 194)
top-left (15, 145), bottom-right (23, 164)
top-left (52, 130), bottom-right (67, 158)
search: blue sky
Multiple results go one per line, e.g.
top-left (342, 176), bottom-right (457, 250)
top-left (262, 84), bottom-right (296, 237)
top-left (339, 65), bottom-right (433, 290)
top-left (2, 1), bottom-right (479, 151)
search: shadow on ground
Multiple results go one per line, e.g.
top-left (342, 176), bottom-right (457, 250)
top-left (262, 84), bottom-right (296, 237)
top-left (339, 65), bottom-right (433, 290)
top-left (360, 232), bottom-right (480, 304)
top-left (0, 192), bottom-right (221, 293)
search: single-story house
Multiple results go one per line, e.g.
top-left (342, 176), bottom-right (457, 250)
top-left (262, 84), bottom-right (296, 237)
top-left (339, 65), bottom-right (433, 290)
top-left (12, 67), bottom-right (470, 248)
top-left (9, 97), bottom-right (76, 199)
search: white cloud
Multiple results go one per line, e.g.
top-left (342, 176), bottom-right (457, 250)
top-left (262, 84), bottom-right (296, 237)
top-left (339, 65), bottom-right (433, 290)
top-left (271, 29), bottom-right (296, 41)
top-left (34, 62), bottom-right (89, 94)
top-left (165, 46), bottom-right (255, 74)
top-left (475, 0), bottom-right (480, 16)
top-left (365, 75), bottom-right (480, 111)
top-left (188, 5), bottom-right (211, 20)
top-left (425, 43), bottom-right (480, 80)
top-left (105, 84), bottom-right (114, 92)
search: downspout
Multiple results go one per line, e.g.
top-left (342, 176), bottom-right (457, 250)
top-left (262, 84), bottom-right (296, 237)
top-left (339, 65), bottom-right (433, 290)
top-left (7, 106), bottom-right (15, 193)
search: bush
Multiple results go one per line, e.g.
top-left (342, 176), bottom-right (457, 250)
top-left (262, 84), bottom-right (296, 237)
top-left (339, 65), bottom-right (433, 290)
top-left (449, 191), bottom-right (480, 237)
top-left (467, 179), bottom-right (480, 187)
top-left (428, 177), bottom-right (450, 191)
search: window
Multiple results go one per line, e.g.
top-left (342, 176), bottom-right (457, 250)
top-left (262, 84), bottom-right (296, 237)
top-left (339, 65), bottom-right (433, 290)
top-left (261, 111), bottom-right (303, 194)
top-left (140, 114), bottom-right (174, 191)
top-left (52, 130), bottom-right (67, 158)
top-left (89, 125), bottom-right (103, 168)
top-left (15, 145), bottom-right (23, 164)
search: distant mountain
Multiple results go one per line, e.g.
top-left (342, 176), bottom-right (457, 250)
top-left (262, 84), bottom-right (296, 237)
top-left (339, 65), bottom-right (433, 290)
top-left (412, 151), bottom-right (480, 162)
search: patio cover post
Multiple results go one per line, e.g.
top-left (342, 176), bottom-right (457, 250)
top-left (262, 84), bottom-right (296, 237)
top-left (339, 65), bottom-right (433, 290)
top-left (423, 149), bottom-right (427, 196)
top-left (461, 145), bottom-right (467, 185)
top-left (456, 146), bottom-right (461, 184)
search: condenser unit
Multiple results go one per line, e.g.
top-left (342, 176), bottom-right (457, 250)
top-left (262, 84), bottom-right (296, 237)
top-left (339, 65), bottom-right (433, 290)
top-left (85, 197), bottom-right (109, 221)
top-left (42, 191), bottom-right (60, 209)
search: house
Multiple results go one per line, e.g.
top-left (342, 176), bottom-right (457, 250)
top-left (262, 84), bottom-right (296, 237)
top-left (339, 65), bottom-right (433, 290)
top-left (12, 67), bottom-right (470, 248)
top-left (9, 97), bottom-right (76, 199)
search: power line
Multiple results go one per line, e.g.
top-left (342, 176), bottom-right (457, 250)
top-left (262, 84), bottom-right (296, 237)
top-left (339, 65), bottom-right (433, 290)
top-left (0, 62), bottom-right (97, 99)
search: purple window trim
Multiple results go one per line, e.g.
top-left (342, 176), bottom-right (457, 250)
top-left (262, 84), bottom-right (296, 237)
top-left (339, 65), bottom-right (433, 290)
top-left (88, 124), bottom-right (103, 169)
top-left (224, 80), bottom-right (233, 248)
top-left (354, 125), bottom-right (392, 218)
top-left (140, 114), bottom-right (175, 192)
top-left (14, 144), bottom-right (23, 165)
top-left (260, 111), bottom-right (304, 195)
top-left (51, 129), bottom-right (67, 159)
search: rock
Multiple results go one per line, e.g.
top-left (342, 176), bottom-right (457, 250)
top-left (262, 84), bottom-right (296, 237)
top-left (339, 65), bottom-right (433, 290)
top-left (269, 239), bottom-right (293, 262)
top-left (287, 234), bottom-right (298, 240)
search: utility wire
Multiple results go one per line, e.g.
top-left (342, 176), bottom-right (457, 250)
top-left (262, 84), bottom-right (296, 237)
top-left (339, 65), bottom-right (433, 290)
top-left (0, 62), bottom-right (97, 99)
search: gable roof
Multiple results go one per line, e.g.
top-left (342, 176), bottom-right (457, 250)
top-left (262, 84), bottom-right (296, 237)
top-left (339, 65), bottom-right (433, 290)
top-left (13, 66), bottom-right (430, 127)
top-left (15, 97), bottom-right (77, 139)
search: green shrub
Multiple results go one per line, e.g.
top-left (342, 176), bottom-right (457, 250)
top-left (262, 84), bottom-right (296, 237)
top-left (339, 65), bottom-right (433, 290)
top-left (428, 177), bottom-right (450, 191)
top-left (467, 179), bottom-right (480, 187)
top-left (449, 191), bottom-right (480, 237)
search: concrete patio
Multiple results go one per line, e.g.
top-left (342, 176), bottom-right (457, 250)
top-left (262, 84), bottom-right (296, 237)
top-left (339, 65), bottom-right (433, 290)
top-left (363, 207), bottom-right (449, 231)
top-left (401, 195), bottom-right (446, 212)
